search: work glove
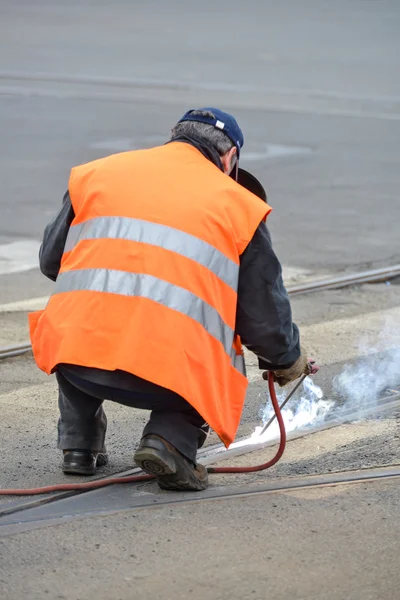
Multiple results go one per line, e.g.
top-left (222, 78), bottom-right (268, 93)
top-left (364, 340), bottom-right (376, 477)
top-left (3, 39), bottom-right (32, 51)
top-left (262, 347), bottom-right (319, 387)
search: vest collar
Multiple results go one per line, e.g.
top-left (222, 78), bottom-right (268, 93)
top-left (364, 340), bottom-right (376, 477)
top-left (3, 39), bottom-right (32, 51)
top-left (165, 135), bottom-right (224, 172)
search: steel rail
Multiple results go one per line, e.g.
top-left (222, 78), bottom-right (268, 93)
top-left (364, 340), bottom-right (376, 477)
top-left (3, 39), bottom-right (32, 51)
top-left (121, 465), bottom-right (400, 510)
top-left (117, 465), bottom-right (400, 514)
top-left (286, 263), bottom-right (400, 296)
top-left (1, 263), bottom-right (399, 361)
top-left (0, 342), bottom-right (32, 359)
top-left (2, 465), bottom-right (400, 537)
top-left (2, 390), bottom-right (399, 521)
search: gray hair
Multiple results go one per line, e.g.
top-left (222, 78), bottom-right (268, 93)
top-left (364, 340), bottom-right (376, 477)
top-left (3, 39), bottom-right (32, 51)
top-left (170, 110), bottom-right (234, 156)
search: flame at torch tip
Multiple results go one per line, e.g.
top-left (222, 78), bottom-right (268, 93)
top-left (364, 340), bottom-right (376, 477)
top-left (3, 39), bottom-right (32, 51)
top-left (303, 376), bottom-right (324, 399)
top-left (229, 377), bottom-right (334, 450)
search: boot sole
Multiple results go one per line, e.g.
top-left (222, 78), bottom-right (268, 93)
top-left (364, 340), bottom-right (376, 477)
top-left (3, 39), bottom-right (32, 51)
top-left (157, 471), bottom-right (208, 491)
top-left (134, 447), bottom-right (177, 476)
top-left (134, 446), bottom-right (208, 491)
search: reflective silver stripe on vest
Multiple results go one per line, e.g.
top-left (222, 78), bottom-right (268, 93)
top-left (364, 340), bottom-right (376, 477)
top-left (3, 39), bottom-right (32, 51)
top-left (63, 217), bottom-right (239, 291)
top-left (55, 269), bottom-right (235, 356)
top-left (231, 349), bottom-right (246, 377)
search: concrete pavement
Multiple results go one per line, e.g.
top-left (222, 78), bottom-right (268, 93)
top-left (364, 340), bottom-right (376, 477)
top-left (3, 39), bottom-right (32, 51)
top-left (1, 463), bottom-right (400, 600)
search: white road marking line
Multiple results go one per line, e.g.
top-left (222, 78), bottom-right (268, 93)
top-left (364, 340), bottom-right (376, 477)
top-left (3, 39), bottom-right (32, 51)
top-left (0, 240), bottom-right (41, 275)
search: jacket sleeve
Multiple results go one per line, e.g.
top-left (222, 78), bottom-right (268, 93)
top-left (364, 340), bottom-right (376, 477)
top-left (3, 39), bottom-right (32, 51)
top-left (235, 221), bottom-right (301, 370)
top-left (39, 191), bottom-right (75, 281)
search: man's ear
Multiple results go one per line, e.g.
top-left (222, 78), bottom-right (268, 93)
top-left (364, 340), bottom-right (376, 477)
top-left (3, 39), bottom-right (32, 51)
top-left (221, 147), bottom-right (237, 174)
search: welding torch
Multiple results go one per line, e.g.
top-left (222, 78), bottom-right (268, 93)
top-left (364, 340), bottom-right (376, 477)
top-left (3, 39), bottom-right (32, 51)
top-left (260, 360), bottom-right (320, 436)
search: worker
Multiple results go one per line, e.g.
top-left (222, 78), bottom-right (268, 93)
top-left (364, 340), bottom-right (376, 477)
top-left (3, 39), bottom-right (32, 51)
top-left (30, 107), bottom-right (316, 492)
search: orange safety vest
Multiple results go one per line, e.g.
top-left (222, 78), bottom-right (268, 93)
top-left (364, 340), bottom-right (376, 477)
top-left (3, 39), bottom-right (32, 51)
top-left (29, 143), bottom-right (271, 446)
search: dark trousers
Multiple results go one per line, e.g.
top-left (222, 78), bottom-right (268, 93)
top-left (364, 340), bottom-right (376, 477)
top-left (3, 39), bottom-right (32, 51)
top-left (56, 370), bottom-right (208, 463)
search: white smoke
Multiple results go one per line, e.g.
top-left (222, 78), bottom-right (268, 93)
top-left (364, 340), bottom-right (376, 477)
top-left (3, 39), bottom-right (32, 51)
top-left (237, 322), bottom-right (400, 449)
top-left (252, 377), bottom-right (334, 443)
top-left (258, 318), bottom-right (400, 440)
top-left (227, 316), bottom-right (400, 454)
top-left (333, 335), bottom-right (400, 412)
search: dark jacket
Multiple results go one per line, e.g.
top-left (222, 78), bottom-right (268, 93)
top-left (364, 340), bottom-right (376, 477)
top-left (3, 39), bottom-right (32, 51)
top-left (39, 140), bottom-right (300, 390)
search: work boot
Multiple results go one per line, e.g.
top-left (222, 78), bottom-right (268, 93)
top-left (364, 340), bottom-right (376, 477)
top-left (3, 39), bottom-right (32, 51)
top-left (134, 435), bottom-right (208, 491)
top-left (62, 450), bottom-right (109, 475)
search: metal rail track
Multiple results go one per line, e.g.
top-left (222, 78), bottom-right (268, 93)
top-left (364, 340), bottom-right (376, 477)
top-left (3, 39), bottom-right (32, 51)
top-left (1, 263), bottom-right (399, 360)
top-left (83, 465), bottom-right (400, 512)
top-left (286, 263), bottom-right (400, 296)
top-left (1, 464), bottom-right (400, 537)
top-left (0, 342), bottom-right (32, 359)
top-left (1, 390), bottom-right (399, 523)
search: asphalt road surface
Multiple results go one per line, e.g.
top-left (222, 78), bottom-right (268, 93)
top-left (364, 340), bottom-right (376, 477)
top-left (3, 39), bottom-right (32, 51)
top-left (1, 2), bottom-right (400, 600)
top-left (1, 0), bottom-right (400, 304)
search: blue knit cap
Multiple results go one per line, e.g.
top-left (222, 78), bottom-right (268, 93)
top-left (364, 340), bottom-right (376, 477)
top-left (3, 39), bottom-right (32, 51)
top-left (178, 107), bottom-right (244, 157)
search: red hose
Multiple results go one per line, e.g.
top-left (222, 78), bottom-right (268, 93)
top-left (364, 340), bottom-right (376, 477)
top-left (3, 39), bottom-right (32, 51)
top-left (208, 370), bottom-right (286, 473)
top-left (0, 373), bottom-right (286, 495)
